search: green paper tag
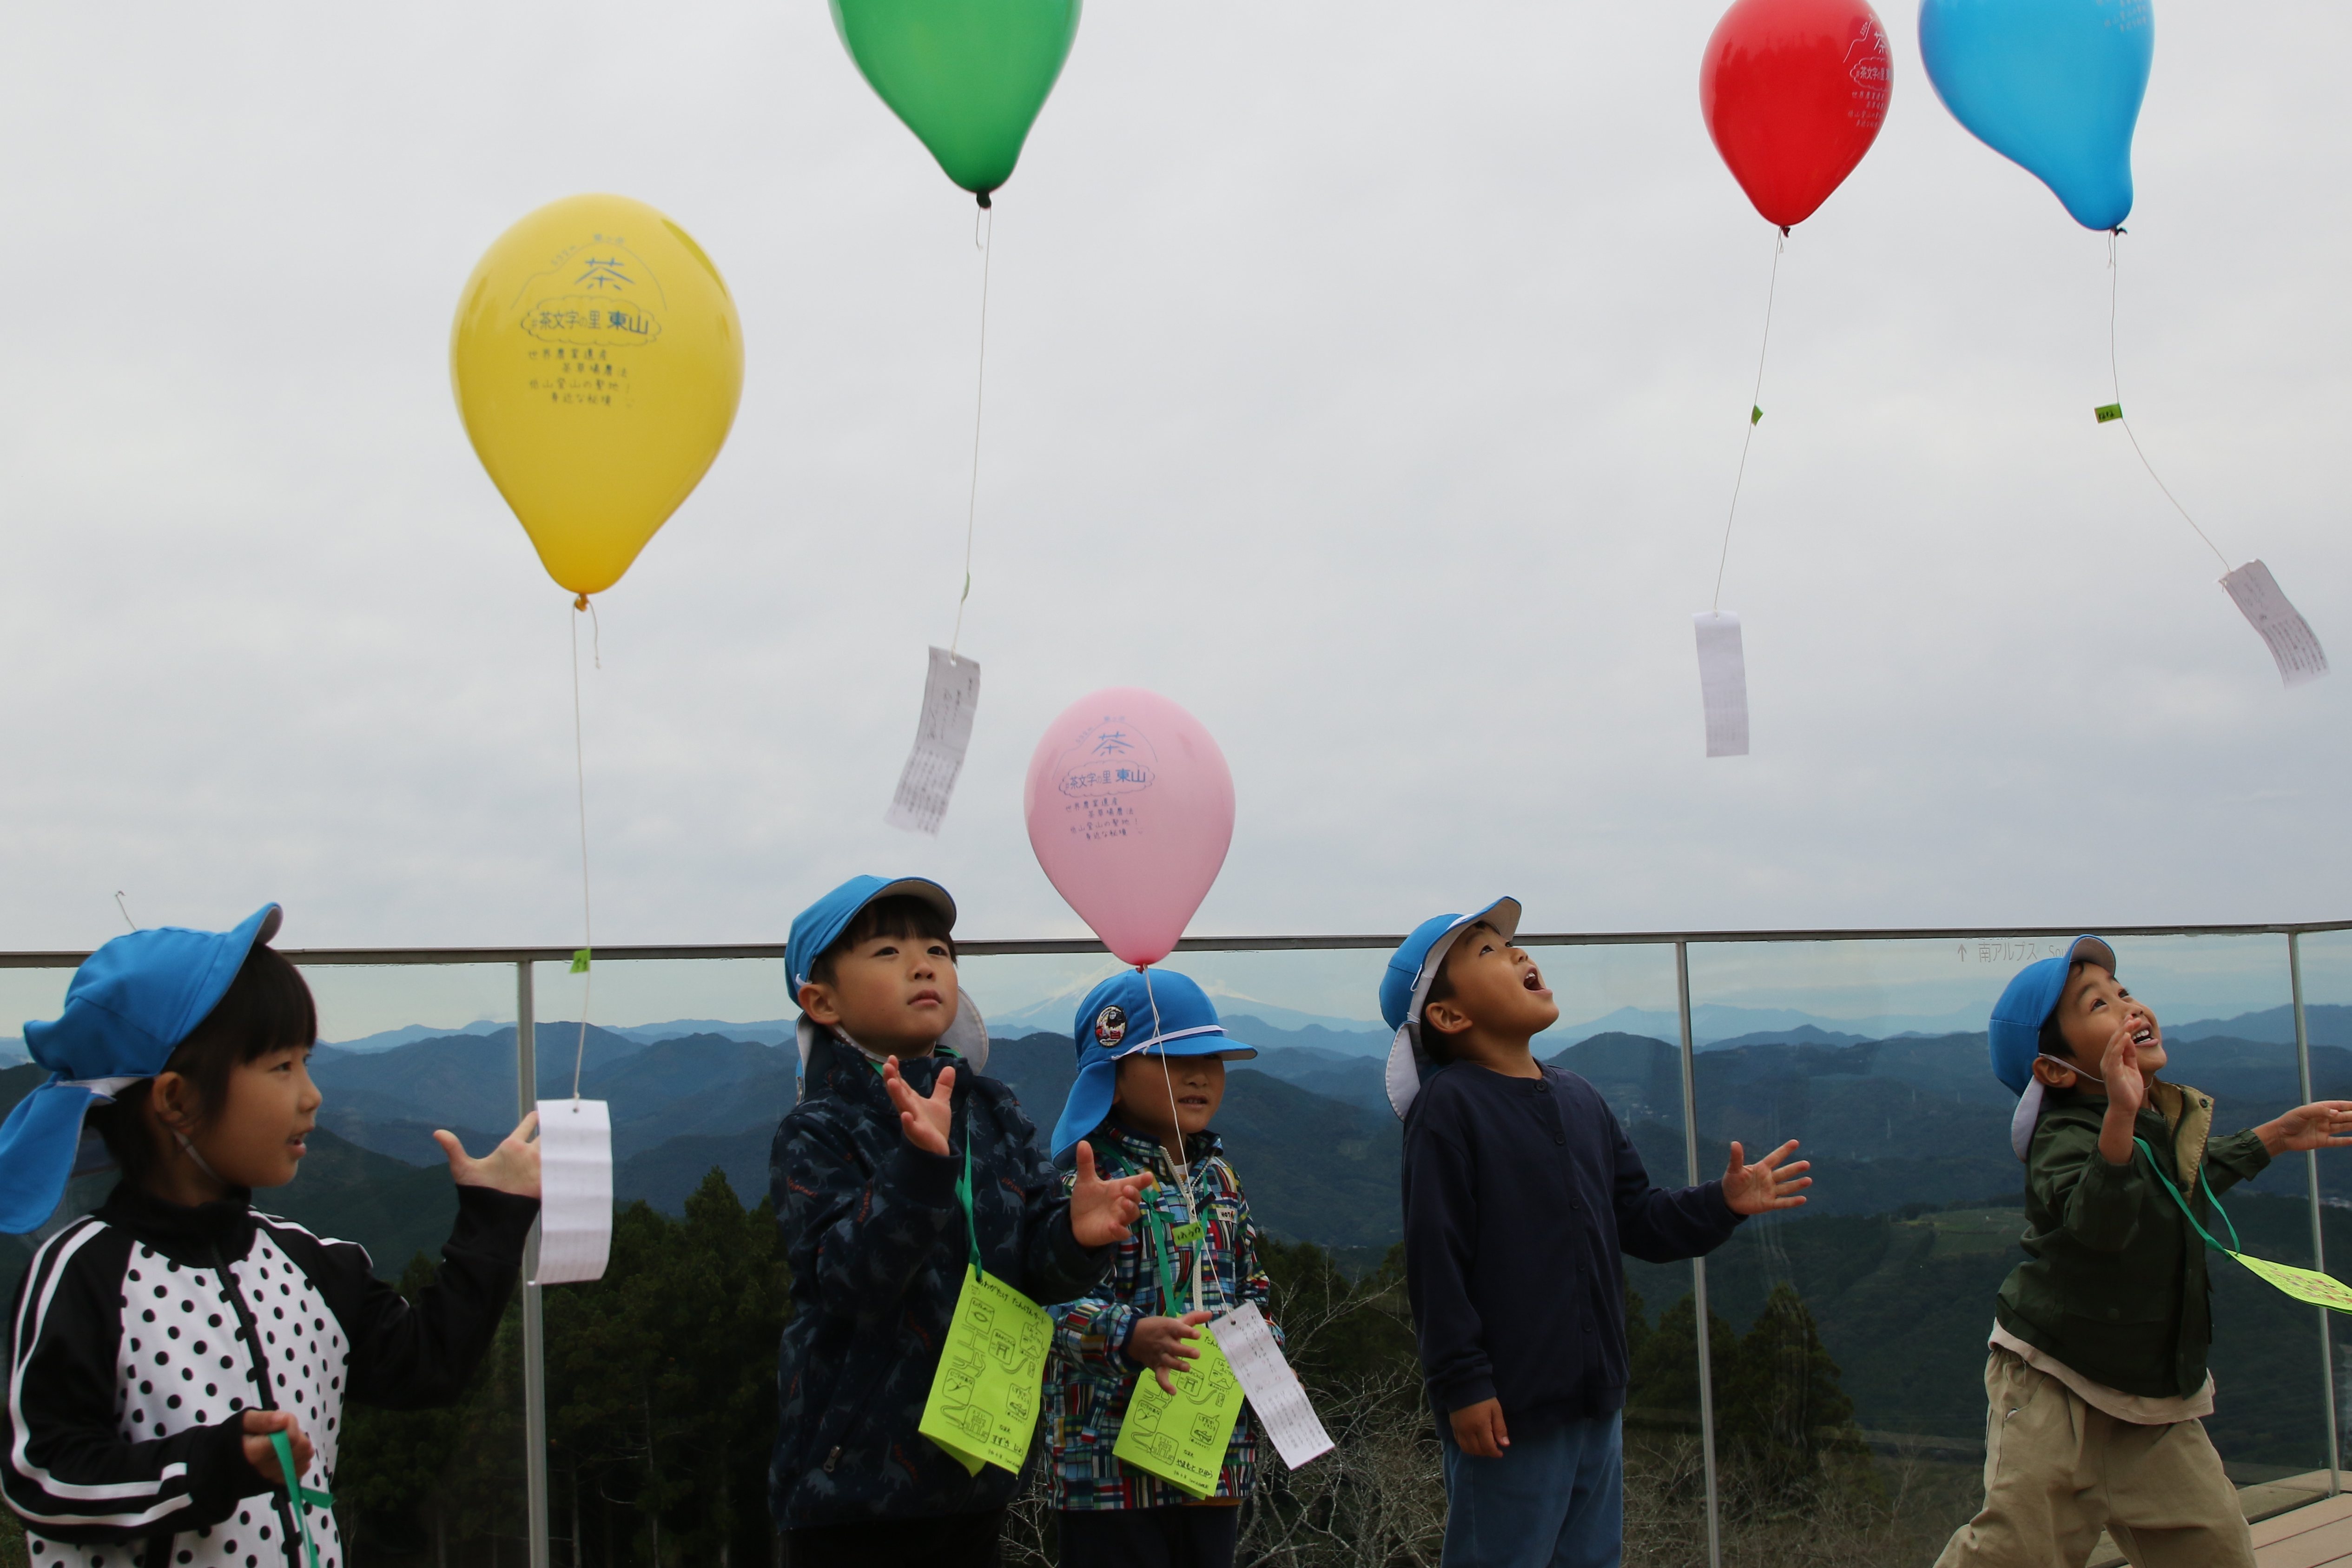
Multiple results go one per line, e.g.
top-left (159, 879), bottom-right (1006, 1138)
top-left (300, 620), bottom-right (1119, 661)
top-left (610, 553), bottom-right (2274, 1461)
top-left (1169, 1221), bottom-right (1204, 1246)
top-left (2094, 403), bottom-right (2123, 423)
top-left (2229, 1251), bottom-right (2352, 1313)
top-left (919, 1266), bottom-right (1053, 1475)
top-left (1749, 405), bottom-right (1764, 425)
top-left (569, 948), bottom-right (591, 974)
top-left (1112, 1324), bottom-right (1248, 1498)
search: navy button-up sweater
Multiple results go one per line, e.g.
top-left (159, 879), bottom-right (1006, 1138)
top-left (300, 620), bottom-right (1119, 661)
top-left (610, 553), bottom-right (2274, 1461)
top-left (1401, 1061), bottom-right (1743, 1432)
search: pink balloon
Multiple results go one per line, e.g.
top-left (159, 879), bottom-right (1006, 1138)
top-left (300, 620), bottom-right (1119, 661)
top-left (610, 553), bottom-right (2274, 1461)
top-left (1024, 688), bottom-right (1235, 968)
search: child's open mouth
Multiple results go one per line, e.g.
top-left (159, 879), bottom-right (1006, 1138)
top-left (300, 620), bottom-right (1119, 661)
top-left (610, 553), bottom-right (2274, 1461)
top-left (1523, 969), bottom-right (1549, 994)
top-left (2132, 1026), bottom-right (2157, 1046)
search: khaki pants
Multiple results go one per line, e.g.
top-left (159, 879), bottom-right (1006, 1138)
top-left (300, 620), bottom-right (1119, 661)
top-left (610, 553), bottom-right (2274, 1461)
top-left (1935, 1349), bottom-right (2255, 1568)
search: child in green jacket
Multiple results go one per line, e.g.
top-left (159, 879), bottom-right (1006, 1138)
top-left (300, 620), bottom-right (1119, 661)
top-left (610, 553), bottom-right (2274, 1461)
top-left (1936, 935), bottom-right (2352, 1568)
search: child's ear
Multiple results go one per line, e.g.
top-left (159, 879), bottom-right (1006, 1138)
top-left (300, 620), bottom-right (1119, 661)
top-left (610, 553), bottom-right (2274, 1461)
top-left (2030, 1056), bottom-right (2076, 1089)
top-left (798, 981), bottom-right (842, 1027)
top-left (1421, 999), bottom-right (1472, 1040)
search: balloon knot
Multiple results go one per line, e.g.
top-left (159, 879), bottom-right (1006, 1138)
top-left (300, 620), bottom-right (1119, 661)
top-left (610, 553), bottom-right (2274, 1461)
top-left (573, 593), bottom-right (589, 611)
top-left (975, 191), bottom-right (993, 210)
top-left (1779, 225), bottom-right (1791, 238)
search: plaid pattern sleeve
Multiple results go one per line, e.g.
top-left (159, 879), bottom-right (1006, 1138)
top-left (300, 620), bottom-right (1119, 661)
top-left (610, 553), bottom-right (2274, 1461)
top-left (1042, 1125), bottom-right (1276, 1511)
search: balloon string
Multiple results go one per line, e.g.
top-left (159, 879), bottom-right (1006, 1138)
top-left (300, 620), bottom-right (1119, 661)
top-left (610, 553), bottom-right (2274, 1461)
top-left (2106, 230), bottom-right (2230, 572)
top-left (949, 205), bottom-right (994, 661)
top-left (1711, 229), bottom-right (1784, 613)
top-left (1140, 964), bottom-right (1202, 1314)
top-left (568, 603), bottom-right (594, 1099)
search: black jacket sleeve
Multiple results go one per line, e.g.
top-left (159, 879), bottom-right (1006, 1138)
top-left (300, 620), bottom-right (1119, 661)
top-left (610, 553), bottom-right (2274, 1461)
top-left (1401, 1101), bottom-right (1496, 1416)
top-left (1607, 1106), bottom-right (1743, 1264)
top-left (1, 1222), bottom-right (253, 1542)
top-left (272, 1185), bottom-right (540, 1410)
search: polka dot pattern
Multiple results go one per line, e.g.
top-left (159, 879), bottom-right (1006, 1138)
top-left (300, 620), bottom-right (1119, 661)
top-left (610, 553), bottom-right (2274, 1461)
top-left (35, 1234), bottom-right (352, 1568)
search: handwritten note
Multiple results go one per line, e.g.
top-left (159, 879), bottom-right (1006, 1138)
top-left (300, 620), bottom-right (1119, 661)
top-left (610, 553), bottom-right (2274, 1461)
top-left (1209, 1302), bottom-right (1332, 1470)
top-left (1692, 612), bottom-right (1751, 758)
top-left (919, 1267), bottom-right (1052, 1475)
top-left (885, 648), bottom-right (982, 835)
top-left (530, 1098), bottom-right (612, 1285)
top-left (1113, 1323), bottom-right (1249, 1498)
top-left (2220, 562), bottom-right (2328, 688)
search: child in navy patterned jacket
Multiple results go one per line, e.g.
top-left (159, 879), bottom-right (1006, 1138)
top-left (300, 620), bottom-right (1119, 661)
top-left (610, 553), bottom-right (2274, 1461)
top-left (1043, 969), bottom-right (1282, 1568)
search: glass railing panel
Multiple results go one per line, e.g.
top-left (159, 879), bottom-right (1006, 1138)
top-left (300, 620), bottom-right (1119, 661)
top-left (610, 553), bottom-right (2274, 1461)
top-left (2288, 926), bottom-right (2352, 1494)
top-left (286, 962), bottom-right (530, 1567)
top-left (1684, 932), bottom-right (2332, 1563)
top-left (1682, 934), bottom-right (2034, 1562)
top-left (520, 955), bottom-right (793, 1567)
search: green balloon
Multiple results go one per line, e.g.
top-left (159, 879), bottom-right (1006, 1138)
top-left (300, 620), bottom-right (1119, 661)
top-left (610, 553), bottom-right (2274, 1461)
top-left (830, 0), bottom-right (1082, 202)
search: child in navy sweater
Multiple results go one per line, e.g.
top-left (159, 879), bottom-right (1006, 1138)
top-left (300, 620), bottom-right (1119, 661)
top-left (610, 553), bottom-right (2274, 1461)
top-left (1385, 900), bottom-right (1811, 1568)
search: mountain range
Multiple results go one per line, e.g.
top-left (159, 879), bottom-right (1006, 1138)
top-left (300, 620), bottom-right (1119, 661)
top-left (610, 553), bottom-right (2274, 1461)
top-left (9, 1017), bottom-right (2351, 1463)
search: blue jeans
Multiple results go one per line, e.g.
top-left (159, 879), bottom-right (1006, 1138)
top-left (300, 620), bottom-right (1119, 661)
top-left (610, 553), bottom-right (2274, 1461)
top-left (1439, 1411), bottom-right (1625, 1568)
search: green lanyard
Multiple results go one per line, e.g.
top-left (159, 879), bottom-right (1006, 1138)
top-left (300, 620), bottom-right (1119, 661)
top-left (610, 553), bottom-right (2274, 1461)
top-left (2132, 1136), bottom-right (2244, 1253)
top-left (1103, 1143), bottom-right (1206, 1314)
top-left (270, 1430), bottom-right (335, 1568)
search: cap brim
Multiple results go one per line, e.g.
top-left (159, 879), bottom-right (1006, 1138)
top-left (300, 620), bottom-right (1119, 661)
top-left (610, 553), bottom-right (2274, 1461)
top-left (866, 878), bottom-right (957, 931)
top-left (2067, 935), bottom-right (2117, 975)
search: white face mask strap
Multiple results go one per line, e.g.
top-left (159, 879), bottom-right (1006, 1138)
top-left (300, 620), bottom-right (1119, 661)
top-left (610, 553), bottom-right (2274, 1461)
top-left (171, 1128), bottom-right (223, 1185)
top-left (2037, 1052), bottom-right (2106, 1086)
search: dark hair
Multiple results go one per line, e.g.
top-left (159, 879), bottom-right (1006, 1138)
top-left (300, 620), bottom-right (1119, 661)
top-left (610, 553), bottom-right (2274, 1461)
top-left (87, 944), bottom-right (317, 1192)
top-left (1415, 927), bottom-right (1481, 1066)
top-left (2037, 1010), bottom-right (2069, 1064)
top-left (808, 896), bottom-right (958, 990)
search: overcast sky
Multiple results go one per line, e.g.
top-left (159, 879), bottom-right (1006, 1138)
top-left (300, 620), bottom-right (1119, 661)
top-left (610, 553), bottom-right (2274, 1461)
top-left (2, 1), bottom-right (2348, 1015)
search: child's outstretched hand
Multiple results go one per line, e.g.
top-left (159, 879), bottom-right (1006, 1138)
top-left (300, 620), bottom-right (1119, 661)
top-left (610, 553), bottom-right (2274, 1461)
top-left (1128, 1309), bottom-right (1214, 1394)
top-left (883, 1056), bottom-right (955, 1156)
top-left (434, 1111), bottom-right (541, 1198)
top-left (1722, 1139), bottom-right (1810, 1215)
top-left (2260, 1101), bottom-right (2352, 1157)
top-left (1070, 1141), bottom-right (1154, 1248)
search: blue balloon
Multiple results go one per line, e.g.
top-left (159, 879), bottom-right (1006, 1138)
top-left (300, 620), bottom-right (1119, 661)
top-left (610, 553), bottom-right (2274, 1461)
top-left (1919, 0), bottom-right (2153, 231)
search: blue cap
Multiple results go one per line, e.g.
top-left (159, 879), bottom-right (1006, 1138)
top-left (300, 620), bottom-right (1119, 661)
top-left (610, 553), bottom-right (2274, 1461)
top-left (1048, 969), bottom-right (1257, 1161)
top-left (0, 904), bottom-right (284, 1233)
top-left (1988, 934), bottom-right (2118, 1094)
top-left (786, 875), bottom-right (957, 999)
top-left (1380, 898), bottom-right (1522, 1119)
top-left (1990, 934), bottom-right (2117, 1162)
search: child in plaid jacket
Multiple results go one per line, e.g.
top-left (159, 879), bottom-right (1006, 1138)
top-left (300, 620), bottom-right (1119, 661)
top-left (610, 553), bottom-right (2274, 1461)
top-left (1043, 970), bottom-right (1284, 1568)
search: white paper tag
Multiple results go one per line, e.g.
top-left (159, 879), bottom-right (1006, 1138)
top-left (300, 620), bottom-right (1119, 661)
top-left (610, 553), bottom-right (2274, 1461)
top-left (884, 647), bottom-right (982, 836)
top-left (1692, 612), bottom-right (1751, 758)
top-left (529, 1098), bottom-right (612, 1285)
top-left (1206, 1302), bottom-right (1332, 1470)
top-left (2220, 561), bottom-right (2328, 688)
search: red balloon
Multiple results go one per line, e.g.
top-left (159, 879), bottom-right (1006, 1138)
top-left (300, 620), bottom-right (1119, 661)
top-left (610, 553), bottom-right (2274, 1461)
top-left (1700, 0), bottom-right (1892, 229)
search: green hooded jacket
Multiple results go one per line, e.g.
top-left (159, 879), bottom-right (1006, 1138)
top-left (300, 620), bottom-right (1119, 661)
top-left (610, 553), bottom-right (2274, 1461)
top-left (1996, 1079), bottom-right (2272, 1399)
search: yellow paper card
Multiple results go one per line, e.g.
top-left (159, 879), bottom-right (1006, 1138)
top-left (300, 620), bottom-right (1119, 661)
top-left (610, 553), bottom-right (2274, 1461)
top-left (1112, 1325), bottom-right (1249, 1499)
top-left (2231, 1251), bottom-right (2352, 1313)
top-left (919, 1267), bottom-right (1053, 1474)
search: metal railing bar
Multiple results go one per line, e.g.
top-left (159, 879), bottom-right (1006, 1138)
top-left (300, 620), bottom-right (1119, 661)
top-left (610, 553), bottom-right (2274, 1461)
top-left (0, 918), bottom-right (2343, 969)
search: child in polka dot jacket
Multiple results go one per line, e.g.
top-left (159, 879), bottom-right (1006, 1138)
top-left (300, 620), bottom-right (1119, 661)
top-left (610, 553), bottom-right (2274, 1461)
top-left (0, 908), bottom-right (542, 1568)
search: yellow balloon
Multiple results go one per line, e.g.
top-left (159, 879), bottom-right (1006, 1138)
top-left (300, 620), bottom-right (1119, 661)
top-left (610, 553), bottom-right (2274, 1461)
top-left (451, 194), bottom-right (744, 597)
